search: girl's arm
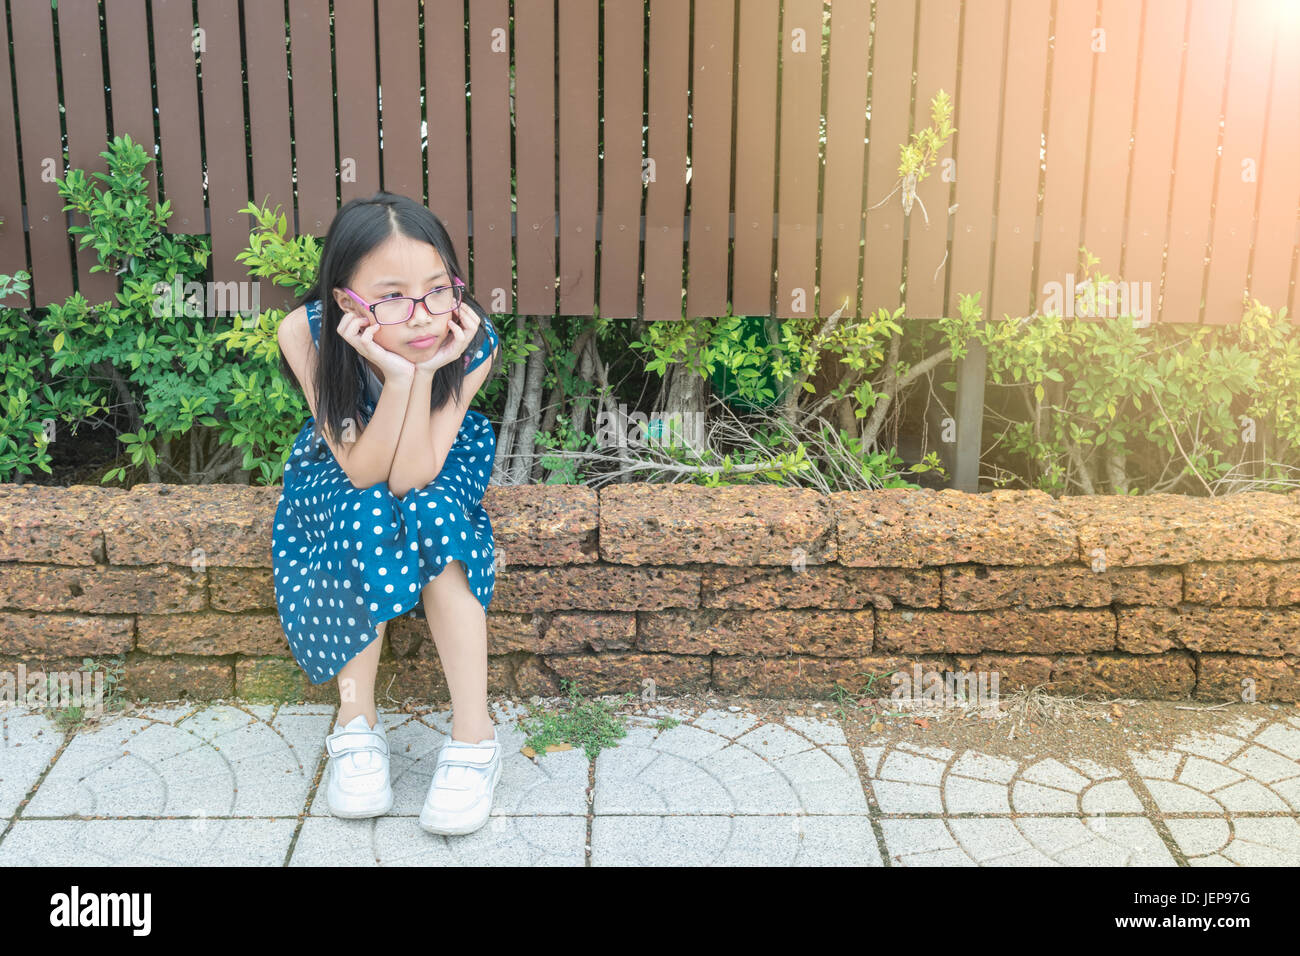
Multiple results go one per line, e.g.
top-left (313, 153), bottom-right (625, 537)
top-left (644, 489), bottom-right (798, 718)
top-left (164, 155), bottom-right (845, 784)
top-left (387, 348), bottom-right (497, 499)
top-left (279, 304), bottom-right (415, 490)
top-left (347, 370), bottom-right (415, 489)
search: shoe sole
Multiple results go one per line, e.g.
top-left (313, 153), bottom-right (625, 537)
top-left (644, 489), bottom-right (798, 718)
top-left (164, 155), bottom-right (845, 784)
top-left (330, 797), bottom-right (394, 818)
top-left (418, 759), bottom-right (502, 835)
top-left (329, 789), bottom-right (394, 818)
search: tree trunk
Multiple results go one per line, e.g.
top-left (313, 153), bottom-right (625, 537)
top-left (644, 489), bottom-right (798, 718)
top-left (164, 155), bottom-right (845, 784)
top-left (859, 332), bottom-right (903, 448)
top-left (97, 360), bottom-right (158, 482)
top-left (1106, 442), bottom-right (1129, 494)
top-left (492, 315), bottom-right (529, 483)
top-left (570, 334), bottom-right (597, 439)
top-left (653, 357), bottom-right (706, 457)
top-left (509, 317), bottom-right (550, 484)
top-left (1068, 442), bottom-right (1096, 494)
top-left (836, 394), bottom-right (857, 436)
top-left (533, 378), bottom-right (565, 483)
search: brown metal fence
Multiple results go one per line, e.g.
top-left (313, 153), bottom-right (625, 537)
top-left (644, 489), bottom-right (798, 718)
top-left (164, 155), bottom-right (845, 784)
top-left (1, 0), bottom-right (1298, 324)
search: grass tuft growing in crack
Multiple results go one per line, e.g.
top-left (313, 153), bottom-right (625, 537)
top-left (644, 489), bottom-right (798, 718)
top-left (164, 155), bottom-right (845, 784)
top-left (829, 668), bottom-right (903, 721)
top-left (520, 678), bottom-right (637, 761)
top-left (42, 656), bottom-right (128, 732)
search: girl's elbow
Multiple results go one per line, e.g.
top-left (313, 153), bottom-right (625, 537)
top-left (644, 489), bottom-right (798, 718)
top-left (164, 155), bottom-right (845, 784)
top-left (346, 462), bottom-right (386, 492)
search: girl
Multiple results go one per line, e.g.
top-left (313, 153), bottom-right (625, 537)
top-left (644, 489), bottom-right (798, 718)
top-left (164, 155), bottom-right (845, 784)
top-left (272, 191), bottom-right (503, 836)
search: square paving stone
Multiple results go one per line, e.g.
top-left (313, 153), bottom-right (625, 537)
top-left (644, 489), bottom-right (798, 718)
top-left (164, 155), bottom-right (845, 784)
top-left (590, 815), bottom-right (882, 866)
top-left (0, 709), bottom-right (63, 818)
top-left (1166, 817), bottom-right (1300, 866)
top-left (881, 817), bottom-right (1175, 866)
top-left (1131, 719), bottom-right (1300, 816)
top-left (289, 815), bottom-right (587, 866)
top-left (25, 704), bottom-right (332, 818)
top-left (864, 744), bottom-right (1141, 817)
top-left (594, 713), bottom-right (868, 816)
top-left (0, 818), bottom-right (295, 866)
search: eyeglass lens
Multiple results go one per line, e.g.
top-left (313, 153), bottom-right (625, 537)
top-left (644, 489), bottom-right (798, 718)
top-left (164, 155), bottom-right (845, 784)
top-left (372, 285), bottom-right (463, 324)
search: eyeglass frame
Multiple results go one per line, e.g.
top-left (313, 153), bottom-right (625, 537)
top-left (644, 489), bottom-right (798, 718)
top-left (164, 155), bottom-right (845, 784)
top-left (340, 276), bottom-right (466, 325)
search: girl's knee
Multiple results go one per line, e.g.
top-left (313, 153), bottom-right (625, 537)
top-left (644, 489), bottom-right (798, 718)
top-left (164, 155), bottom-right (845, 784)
top-left (421, 559), bottom-right (469, 597)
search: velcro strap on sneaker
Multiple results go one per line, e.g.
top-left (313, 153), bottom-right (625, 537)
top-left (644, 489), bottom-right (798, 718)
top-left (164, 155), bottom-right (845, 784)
top-left (436, 744), bottom-right (497, 769)
top-left (326, 730), bottom-right (389, 758)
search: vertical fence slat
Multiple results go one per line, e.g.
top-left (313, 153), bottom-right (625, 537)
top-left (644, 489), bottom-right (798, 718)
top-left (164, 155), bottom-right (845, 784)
top-left (557, 0), bottom-right (598, 316)
top-left (244, 0), bottom-right (295, 312)
top-left (514, 0), bottom-right (557, 316)
top-left (468, 0), bottom-right (512, 309)
top-left (424, 0), bottom-right (470, 269)
top-left (1203, 0), bottom-right (1275, 325)
top-left (1036, 0), bottom-right (1098, 313)
top-left (1080, 0), bottom-right (1140, 279)
top-left (58, 0), bottom-right (119, 304)
top-left (907, 0), bottom-right (960, 319)
top-left (334, 0), bottom-right (380, 202)
top-left (861, 0), bottom-right (915, 316)
top-left (948, 0), bottom-right (1009, 493)
top-left (1161, 0), bottom-right (1233, 324)
top-left (288, 0), bottom-right (335, 235)
top-left (643, 0), bottom-right (690, 320)
top-left (818, 0), bottom-right (870, 319)
top-left (948, 0), bottom-right (1008, 317)
top-left (244, 1), bottom-right (294, 218)
top-left (598, 0), bottom-right (644, 318)
top-left (989, 0), bottom-right (1050, 322)
top-left (0, 4), bottom-right (24, 286)
top-left (104, 0), bottom-right (160, 207)
top-left (197, 0), bottom-right (250, 289)
top-left (774, 0), bottom-right (823, 320)
top-left (151, 0), bottom-right (206, 232)
top-left (684, 0), bottom-right (735, 320)
top-left (1247, 6), bottom-right (1300, 317)
top-left (1122, 0), bottom-right (1187, 313)
top-left (377, 0), bottom-right (422, 202)
top-left (732, 0), bottom-right (780, 317)
top-left (11, 1), bottom-right (73, 306)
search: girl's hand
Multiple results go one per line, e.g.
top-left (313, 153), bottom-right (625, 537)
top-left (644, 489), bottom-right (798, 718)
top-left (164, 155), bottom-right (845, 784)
top-left (412, 301), bottom-right (481, 377)
top-left (336, 310), bottom-right (417, 380)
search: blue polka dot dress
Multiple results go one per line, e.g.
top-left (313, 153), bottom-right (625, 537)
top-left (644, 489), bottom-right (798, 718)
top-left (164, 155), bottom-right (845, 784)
top-left (272, 298), bottom-right (500, 685)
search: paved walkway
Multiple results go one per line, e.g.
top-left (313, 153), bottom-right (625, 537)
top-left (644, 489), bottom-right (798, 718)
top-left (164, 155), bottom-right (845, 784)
top-left (2, 696), bottom-right (1298, 866)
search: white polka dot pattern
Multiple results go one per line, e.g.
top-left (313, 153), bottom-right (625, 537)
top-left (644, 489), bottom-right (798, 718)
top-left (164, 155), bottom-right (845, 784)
top-left (271, 298), bottom-right (499, 685)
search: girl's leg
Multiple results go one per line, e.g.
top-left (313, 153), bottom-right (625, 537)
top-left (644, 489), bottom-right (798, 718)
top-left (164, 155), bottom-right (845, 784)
top-left (420, 559), bottom-right (494, 744)
top-left (336, 619), bottom-right (385, 728)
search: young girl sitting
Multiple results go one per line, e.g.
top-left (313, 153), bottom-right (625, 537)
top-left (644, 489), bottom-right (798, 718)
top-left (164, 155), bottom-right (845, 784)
top-left (273, 191), bottom-right (503, 836)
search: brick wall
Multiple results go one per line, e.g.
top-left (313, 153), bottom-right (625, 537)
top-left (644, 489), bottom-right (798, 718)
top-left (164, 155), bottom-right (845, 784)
top-left (1, 482), bottom-right (1298, 703)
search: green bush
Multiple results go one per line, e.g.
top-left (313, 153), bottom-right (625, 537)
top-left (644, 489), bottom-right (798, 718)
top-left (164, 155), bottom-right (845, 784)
top-left (215, 200), bottom-right (318, 484)
top-left (50, 133), bottom-right (252, 484)
top-left (974, 250), bottom-right (1298, 494)
top-left (0, 270), bottom-right (61, 480)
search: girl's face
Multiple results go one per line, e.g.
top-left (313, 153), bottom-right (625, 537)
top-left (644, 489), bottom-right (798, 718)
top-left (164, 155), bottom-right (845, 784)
top-left (331, 232), bottom-right (459, 367)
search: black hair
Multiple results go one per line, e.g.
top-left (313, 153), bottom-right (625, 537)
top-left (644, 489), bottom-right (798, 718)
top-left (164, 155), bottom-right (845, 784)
top-left (277, 191), bottom-right (499, 449)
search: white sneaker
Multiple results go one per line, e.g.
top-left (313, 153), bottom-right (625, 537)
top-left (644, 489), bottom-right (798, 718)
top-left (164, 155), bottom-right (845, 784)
top-left (324, 713), bottom-right (394, 818)
top-left (419, 729), bottom-right (502, 836)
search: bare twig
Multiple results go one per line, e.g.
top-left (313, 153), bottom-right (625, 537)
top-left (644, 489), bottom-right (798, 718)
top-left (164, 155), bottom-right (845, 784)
top-left (1149, 389), bottom-right (1216, 496)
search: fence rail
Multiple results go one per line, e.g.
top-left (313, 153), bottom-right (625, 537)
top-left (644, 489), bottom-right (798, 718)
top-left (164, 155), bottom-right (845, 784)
top-left (1, 0), bottom-right (1298, 324)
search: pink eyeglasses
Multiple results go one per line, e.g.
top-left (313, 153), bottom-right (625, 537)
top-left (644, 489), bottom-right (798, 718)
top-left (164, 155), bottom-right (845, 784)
top-left (342, 276), bottom-right (465, 325)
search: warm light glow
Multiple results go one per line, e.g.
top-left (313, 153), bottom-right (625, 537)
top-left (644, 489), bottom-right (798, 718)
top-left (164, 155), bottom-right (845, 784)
top-left (1272, 0), bottom-right (1300, 26)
